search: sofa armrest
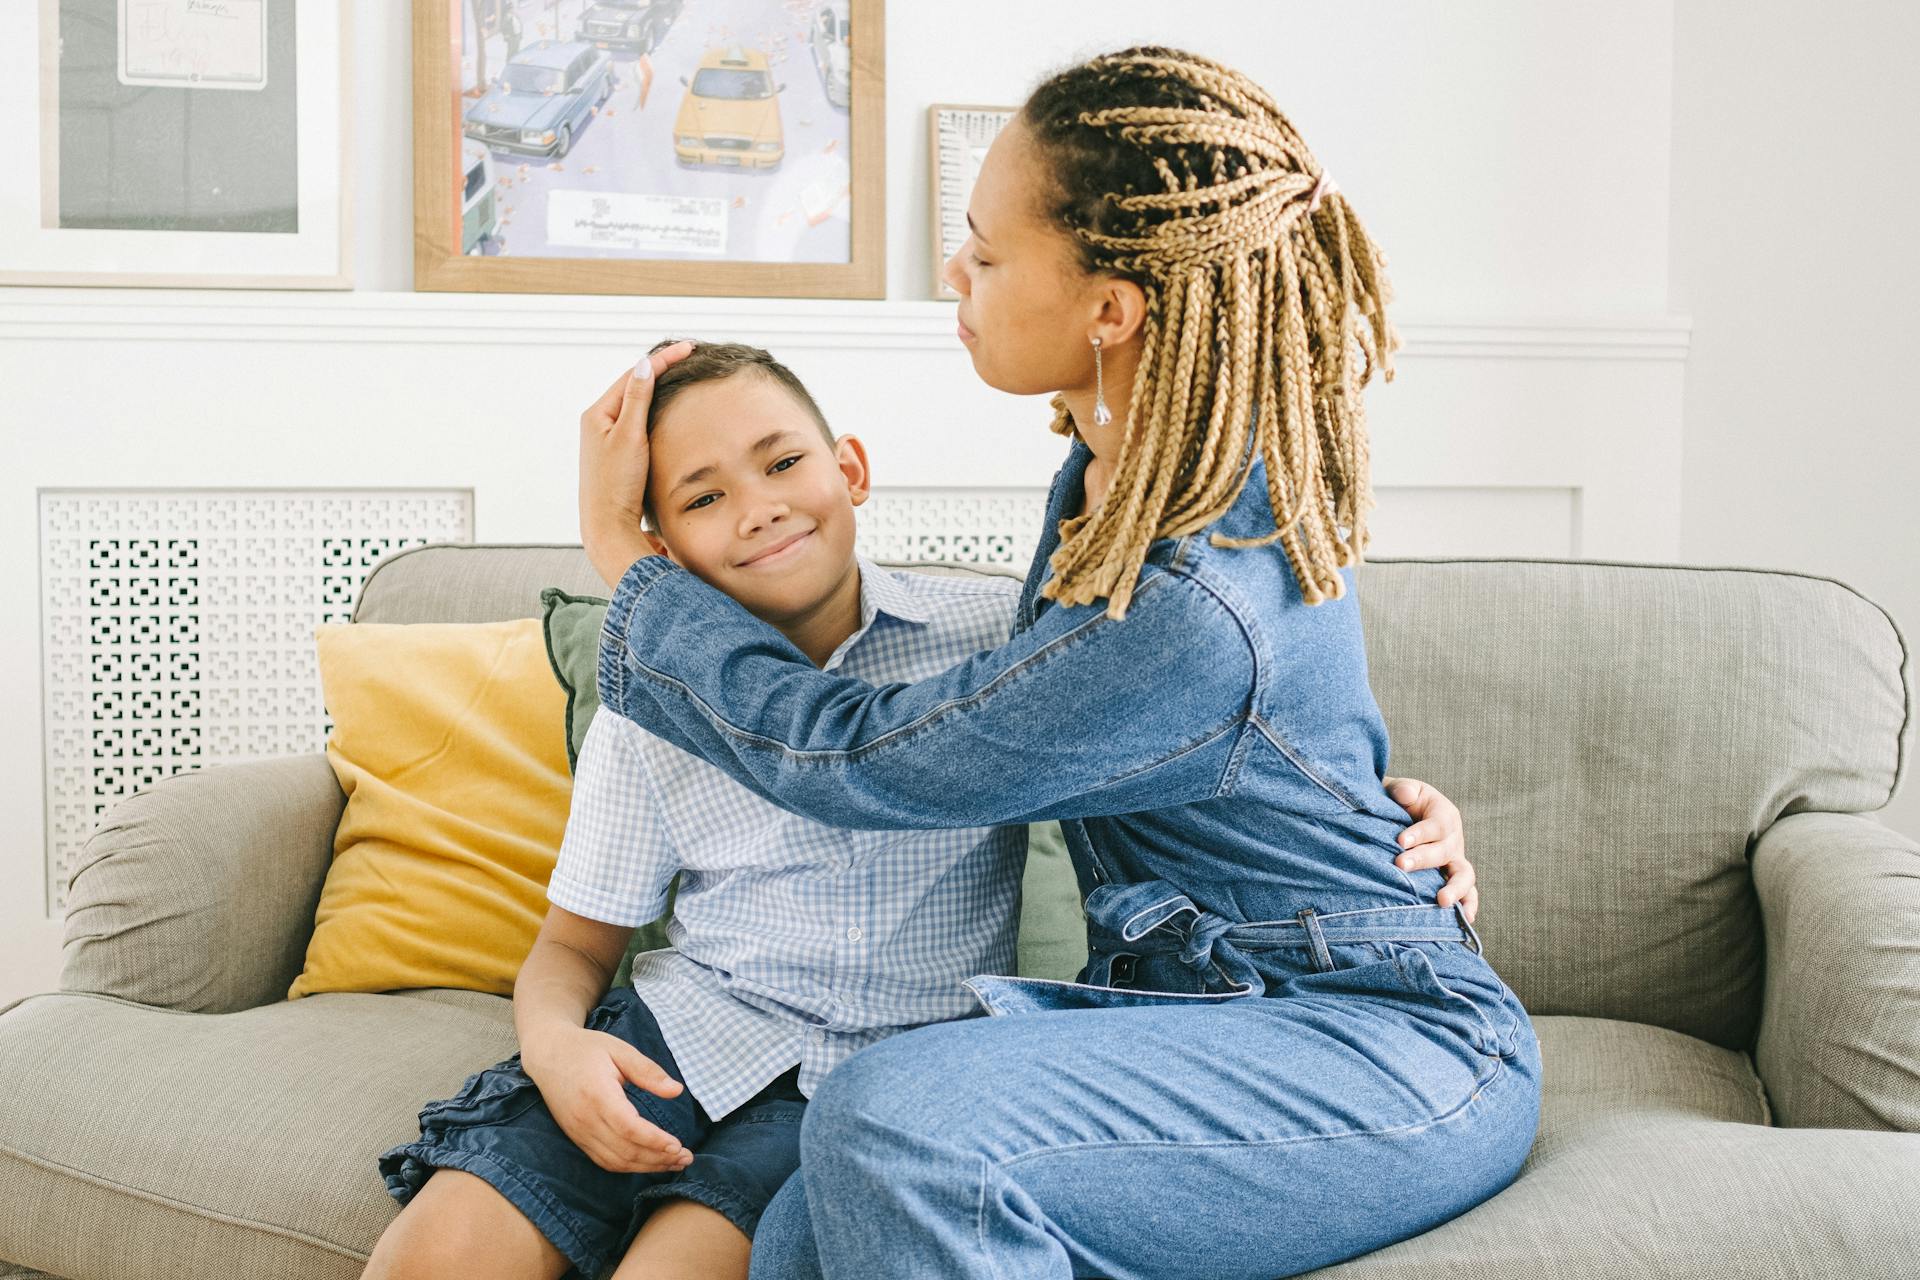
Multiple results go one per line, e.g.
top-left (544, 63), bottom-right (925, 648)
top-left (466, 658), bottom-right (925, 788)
top-left (61, 754), bottom-right (344, 1013)
top-left (1752, 811), bottom-right (1920, 1131)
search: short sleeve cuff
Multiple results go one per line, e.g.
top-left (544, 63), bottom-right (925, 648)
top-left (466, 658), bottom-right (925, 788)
top-left (546, 870), bottom-right (669, 928)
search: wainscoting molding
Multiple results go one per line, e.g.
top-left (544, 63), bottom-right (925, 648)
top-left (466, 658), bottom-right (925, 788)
top-left (0, 288), bottom-right (1690, 1000)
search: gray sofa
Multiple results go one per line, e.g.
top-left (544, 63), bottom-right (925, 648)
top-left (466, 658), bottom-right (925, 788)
top-left (4, 544), bottom-right (1919, 1279)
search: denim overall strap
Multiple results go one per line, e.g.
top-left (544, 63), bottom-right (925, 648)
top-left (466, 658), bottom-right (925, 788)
top-left (1084, 881), bottom-right (1484, 998)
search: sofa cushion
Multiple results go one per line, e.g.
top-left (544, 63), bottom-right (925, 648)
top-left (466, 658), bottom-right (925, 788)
top-left (0, 989), bottom-right (516, 1280)
top-left (538, 585), bottom-right (611, 772)
top-left (13, 996), bottom-right (1914, 1280)
top-left (1358, 560), bottom-right (1909, 1051)
top-left (1316, 1016), bottom-right (1920, 1279)
top-left (294, 619), bottom-right (572, 999)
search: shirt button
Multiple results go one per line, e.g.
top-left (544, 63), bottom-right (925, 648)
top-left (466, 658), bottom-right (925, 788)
top-left (845, 926), bottom-right (863, 943)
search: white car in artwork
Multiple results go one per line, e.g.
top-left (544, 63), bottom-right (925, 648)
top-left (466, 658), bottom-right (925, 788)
top-left (809, 0), bottom-right (851, 108)
top-left (460, 142), bottom-right (499, 255)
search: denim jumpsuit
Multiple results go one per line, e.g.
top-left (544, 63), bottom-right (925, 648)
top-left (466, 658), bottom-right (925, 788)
top-left (597, 440), bottom-right (1543, 1279)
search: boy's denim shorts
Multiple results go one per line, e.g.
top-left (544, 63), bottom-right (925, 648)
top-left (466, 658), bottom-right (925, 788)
top-left (379, 985), bottom-right (805, 1280)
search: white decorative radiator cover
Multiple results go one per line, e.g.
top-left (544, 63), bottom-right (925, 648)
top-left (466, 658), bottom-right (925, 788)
top-left (37, 487), bottom-right (1046, 916)
top-left (39, 490), bottom-right (475, 914)
top-left (854, 488), bottom-right (1046, 571)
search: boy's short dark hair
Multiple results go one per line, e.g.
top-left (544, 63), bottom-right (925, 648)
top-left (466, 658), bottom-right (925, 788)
top-left (641, 339), bottom-right (835, 530)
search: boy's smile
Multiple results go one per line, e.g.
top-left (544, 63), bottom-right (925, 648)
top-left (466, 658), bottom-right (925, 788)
top-left (645, 372), bottom-right (872, 664)
top-left (736, 527), bottom-right (816, 569)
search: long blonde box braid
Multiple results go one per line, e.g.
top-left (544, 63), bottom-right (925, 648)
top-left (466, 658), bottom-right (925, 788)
top-left (1034, 50), bottom-right (1401, 618)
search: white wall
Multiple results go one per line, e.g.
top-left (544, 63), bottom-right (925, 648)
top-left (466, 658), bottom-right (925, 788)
top-left (344, 0), bottom-right (1680, 313)
top-left (1670, 0), bottom-right (1920, 839)
top-left (3, 1), bottom-right (1709, 1005)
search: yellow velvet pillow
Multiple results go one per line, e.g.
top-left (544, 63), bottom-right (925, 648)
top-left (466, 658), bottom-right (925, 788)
top-left (291, 618), bottom-right (571, 999)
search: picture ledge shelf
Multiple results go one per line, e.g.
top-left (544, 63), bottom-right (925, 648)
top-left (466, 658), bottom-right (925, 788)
top-left (0, 289), bottom-right (1691, 361)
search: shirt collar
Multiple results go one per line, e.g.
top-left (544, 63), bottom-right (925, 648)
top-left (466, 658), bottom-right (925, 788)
top-left (819, 558), bottom-right (933, 673)
top-left (854, 555), bottom-right (936, 629)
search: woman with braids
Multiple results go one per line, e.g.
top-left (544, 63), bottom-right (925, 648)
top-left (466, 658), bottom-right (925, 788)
top-left (576, 46), bottom-right (1539, 1280)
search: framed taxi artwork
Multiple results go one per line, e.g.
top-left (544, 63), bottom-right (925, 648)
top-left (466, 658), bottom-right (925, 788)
top-left (413, 0), bottom-right (884, 298)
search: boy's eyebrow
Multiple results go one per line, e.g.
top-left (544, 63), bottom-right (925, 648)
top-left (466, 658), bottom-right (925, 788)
top-left (967, 212), bottom-right (990, 246)
top-left (668, 430), bottom-right (803, 495)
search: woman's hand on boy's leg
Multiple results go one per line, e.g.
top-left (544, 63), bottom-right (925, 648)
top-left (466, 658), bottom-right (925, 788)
top-left (526, 1024), bottom-right (695, 1175)
top-left (1382, 776), bottom-right (1477, 925)
top-left (580, 341), bottom-right (694, 590)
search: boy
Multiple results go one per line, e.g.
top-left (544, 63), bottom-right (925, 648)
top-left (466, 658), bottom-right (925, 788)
top-left (366, 340), bottom-right (1027, 1280)
top-left (364, 340), bottom-right (1471, 1280)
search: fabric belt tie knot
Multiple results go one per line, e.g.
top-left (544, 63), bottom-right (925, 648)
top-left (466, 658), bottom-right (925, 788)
top-left (1083, 881), bottom-right (1267, 997)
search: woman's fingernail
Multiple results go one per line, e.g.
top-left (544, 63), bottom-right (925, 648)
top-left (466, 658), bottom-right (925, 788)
top-left (632, 358), bottom-right (652, 381)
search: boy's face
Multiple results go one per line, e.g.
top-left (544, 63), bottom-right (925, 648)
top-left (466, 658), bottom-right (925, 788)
top-left (646, 372), bottom-right (870, 622)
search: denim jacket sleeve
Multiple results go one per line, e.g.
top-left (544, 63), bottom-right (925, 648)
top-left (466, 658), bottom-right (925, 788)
top-left (595, 555), bottom-right (1257, 830)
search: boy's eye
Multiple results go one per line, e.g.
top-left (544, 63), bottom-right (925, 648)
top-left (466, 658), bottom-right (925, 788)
top-left (686, 493), bottom-right (719, 511)
top-left (770, 455), bottom-right (801, 474)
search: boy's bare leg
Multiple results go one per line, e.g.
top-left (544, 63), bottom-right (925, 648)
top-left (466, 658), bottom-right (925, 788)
top-left (610, 1198), bottom-right (751, 1280)
top-left (361, 1169), bottom-right (572, 1280)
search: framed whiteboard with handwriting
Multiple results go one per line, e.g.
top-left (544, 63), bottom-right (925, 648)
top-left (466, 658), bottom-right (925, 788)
top-left (927, 104), bottom-right (1015, 299)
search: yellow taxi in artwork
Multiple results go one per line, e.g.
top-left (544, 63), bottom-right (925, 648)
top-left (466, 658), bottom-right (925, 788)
top-left (673, 47), bottom-right (786, 170)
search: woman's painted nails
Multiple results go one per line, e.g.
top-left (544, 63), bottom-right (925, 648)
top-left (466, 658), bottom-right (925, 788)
top-left (633, 357), bottom-right (653, 381)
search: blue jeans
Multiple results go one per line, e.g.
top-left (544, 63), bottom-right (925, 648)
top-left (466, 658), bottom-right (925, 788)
top-left (748, 929), bottom-right (1540, 1280)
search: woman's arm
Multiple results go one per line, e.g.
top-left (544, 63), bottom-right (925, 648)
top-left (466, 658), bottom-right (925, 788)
top-left (596, 554), bottom-right (1257, 831)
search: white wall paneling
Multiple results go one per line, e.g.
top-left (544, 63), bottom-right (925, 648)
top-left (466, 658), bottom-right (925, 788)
top-left (0, 290), bottom-right (1688, 1003)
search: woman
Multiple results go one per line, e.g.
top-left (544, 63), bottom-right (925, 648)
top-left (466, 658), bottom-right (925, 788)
top-left (578, 47), bottom-right (1540, 1280)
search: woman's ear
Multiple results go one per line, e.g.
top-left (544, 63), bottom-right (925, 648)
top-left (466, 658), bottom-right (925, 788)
top-left (1089, 274), bottom-right (1148, 350)
top-left (834, 435), bottom-right (872, 507)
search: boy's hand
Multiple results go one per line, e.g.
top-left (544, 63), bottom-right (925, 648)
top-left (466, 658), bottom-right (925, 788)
top-left (1383, 776), bottom-right (1478, 924)
top-left (579, 341), bottom-right (694, 591)
top-left (523, 1025), bottom-right (695, 1174)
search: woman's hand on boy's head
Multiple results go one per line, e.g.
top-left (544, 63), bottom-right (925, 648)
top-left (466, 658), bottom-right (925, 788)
top-left (1383, 776), bottom-right (1478, 924)
top-left (579, 342), bottom-right (695, 590)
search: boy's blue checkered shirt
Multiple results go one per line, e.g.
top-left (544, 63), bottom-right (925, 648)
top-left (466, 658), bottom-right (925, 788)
top-left (548, 558), bottom-right (1026, 1120)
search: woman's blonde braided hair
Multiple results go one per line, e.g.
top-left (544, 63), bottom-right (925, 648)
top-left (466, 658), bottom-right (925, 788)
top-left (1024, 47), bottom-right (1400, 618)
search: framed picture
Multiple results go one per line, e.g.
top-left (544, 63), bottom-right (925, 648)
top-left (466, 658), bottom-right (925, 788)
top-left (0, 0), bottom-right (353, 289)
top-left (927, 103), bottom-right (1014, 299)
top-left (414, 0), bottom-right (885, 298)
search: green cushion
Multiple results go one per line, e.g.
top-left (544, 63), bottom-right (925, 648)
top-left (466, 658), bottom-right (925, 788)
top-left (536, 585), bottom-right (1088, 987)
top-left (539, 586), bottom-right (674, 987)
top-left (1016, 819), bottom-right (1086, 981)
top-left (539, 586), bottom-right (612, 772)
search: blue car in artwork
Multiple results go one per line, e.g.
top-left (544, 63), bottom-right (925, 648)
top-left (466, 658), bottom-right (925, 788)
top-left (463, 40), bottom-right (615, 159)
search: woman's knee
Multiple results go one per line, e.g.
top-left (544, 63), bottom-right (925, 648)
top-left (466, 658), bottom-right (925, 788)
top-left (746, 1175), bottom-right (823, 1280)
top-left (800, 1026), bottom-right (997, 1172)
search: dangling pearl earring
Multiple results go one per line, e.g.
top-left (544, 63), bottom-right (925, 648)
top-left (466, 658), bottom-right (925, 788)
top-left (1091, 337), bottom-right (1113, 426)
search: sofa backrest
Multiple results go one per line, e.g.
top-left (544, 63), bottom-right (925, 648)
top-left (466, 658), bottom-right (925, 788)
top-left (1358, 558), bottom-right (1908, 1050)
top-left (358, 546), bottom-right (1911, 1050)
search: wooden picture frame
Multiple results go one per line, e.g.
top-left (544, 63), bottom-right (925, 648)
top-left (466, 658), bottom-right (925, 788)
top-left (927, 103), bottom-right (1015, 299)
top-left (414, 0), bottom-right (885, 298)
top-left (0, 0), bottom-right (353, 289)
